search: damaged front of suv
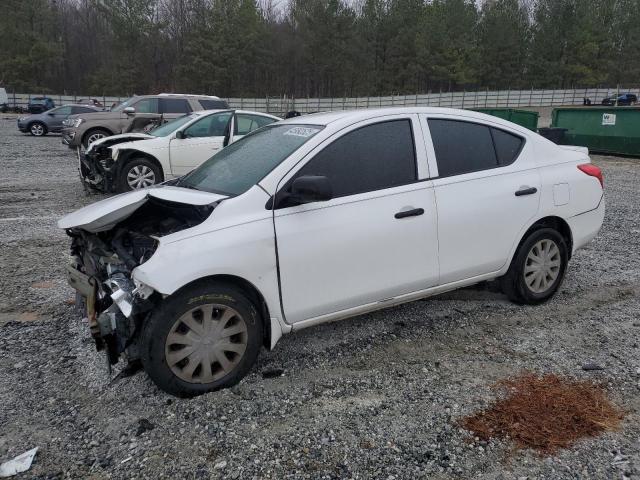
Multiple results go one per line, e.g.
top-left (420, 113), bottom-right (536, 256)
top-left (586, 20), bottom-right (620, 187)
top-left (59, 187), bottom-right (226, 368)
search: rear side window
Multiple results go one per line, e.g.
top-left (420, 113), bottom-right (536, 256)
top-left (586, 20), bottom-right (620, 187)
top-left (428, 119), bottom-right (524, 177)
top-left (295, 119), bottom-right (417, 198)
top-left (161, 98), bottom-right (191, 114)
top-left (199, 99), bottom-right (229, 109)
top-left (492, 128), bottom-right (524, 166)
top-left (429, 120), bottom-right (497, 176)
top-left (235, 114), bottom-right (276, 135)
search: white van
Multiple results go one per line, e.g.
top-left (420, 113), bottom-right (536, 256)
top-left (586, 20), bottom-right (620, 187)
top-left (0, 88), bottom-right (8, 106)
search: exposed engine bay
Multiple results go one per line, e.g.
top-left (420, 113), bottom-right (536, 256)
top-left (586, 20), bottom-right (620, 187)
top-left (79, 134), bottom-right (153, 192)
top-left (65, 197), bottom-right (215, 366)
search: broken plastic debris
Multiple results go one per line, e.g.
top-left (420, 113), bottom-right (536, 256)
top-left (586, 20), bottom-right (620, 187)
top-left (0, 447), bottom-right (38, 477)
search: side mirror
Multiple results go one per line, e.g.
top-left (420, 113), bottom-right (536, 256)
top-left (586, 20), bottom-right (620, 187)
top-left (175, 130), bottom-right (186, 139)
top-left (123, 106), bottom-right (135, 115)
top-left (289, 175), bottom-right (332, 204)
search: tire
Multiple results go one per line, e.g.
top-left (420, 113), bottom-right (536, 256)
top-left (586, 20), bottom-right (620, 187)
top-left (29, 122), bottom-right (47, 136)
top-left (82, 128), bottom-right (110, 148)
top-left (140, 282), bottom-right (263, 397)
top-left (500, 227), bottom-right (568, 305)
top-left (117, 157), bottom-right (163, 192)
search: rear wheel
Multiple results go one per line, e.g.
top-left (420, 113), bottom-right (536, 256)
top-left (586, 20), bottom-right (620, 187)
top-left (117, 157), bottom-right (163, 192)
top-left (500, 228), bottom-right (568, 305)
top-left (29, 122), bottom-right (47, 136)
top-left (140, 282), bottom-right (263, 397)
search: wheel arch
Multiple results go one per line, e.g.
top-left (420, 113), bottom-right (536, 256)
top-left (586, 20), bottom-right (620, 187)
top-left (169, 274), bottom-right (276, 351)
top-left (513, 216), bottom-right (574, 265)
top-left (116, 150), bottom-right (165, 181)
top-left (82, 126), bottom-right (114, 145)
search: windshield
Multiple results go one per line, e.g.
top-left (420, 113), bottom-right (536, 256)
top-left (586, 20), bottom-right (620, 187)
top-left (111, 97), bottom-right (135, 112)
top-left (178, 124), bottom-right (323, 196)
top-left (149, 114), bottom-right (197, 137)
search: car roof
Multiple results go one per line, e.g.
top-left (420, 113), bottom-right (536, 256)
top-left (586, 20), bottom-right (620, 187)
top-left (276, 107), bottom-right (528, 129)
top-left (195, 109), bottom-right (280, 119)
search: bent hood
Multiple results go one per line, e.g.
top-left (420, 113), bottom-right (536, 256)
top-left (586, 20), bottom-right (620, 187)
top-left (86, 132), bottom-right (154, 153)
top-left (58, 186), bottom-right (228, 233)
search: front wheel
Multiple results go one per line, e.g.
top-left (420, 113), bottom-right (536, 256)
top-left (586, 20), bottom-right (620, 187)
top-left (117, 157), bottom-right (163, 192)
top-left (83, 129), bottom-right (110, 148)
top-left (29, 122), bottom-right (47, 136)
top-left (500, 228), bottom-right (568, 305)
top-left (140, 282), bottom-right (263, 397)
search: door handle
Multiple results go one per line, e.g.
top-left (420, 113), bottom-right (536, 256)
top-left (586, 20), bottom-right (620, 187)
top-left (515, 187), bottom-right (537, 196)
top-left (394, 208), bottom-right (424, 219)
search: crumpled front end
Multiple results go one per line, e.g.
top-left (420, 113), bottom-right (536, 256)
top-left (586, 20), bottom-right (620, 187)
top-left (63, 195), bottom-right (218, 365)
top-left (79, 134), bottom-right (153, 192)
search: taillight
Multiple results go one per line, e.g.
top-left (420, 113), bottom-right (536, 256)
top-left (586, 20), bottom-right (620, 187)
top-left (578, 164), bottom-right (604, 189)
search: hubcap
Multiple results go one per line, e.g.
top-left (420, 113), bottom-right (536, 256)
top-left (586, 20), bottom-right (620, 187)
top-left (126, 165), bottom-right (156, 189)
top-left (164, 304), bottom-right (248, 384)
top-left (31, 124), bottom-right (44, 135)
top-left (524, 239), bottom-right (561, 294)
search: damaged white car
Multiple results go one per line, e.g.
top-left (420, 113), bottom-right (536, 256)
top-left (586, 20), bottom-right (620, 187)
top-left (79, 109), bottom-right (279, 192)
top-left (59, 108), bottom-right (605, 397)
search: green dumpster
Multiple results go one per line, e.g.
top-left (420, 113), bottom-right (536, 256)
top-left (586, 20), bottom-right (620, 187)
top-left (551, 106), bottom-right (640, 156)
top-left (472, 108), bottom-right (539, 131)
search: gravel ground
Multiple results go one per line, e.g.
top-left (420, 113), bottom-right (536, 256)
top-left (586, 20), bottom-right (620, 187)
top-left (1, 117), bottom-right (639, 479)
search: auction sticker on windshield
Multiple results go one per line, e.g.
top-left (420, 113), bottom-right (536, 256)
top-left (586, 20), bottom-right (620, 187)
top-left (284, 126), bottom-right (321, 138)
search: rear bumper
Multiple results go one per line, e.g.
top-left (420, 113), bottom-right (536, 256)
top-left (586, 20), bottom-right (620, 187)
top-left (567, 195), bottom-right (605, 253)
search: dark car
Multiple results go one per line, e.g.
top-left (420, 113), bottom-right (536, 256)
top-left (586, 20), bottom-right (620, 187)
top-left (18, 104), bottom-right (101, 136)
top-left (601, 93), bottom-right (638, 106)
top-left (27, 96), bottom-right (55, 113)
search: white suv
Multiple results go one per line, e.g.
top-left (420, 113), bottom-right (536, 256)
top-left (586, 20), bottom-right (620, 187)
top-left (59, 108), bottom-right (605, 397)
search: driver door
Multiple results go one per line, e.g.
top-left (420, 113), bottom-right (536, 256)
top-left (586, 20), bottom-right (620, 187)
top-left (168, 112), bottom-right (233, 176)
top-left (48, 106), bottom-right (72, 131)
top-left (273, 116), bottom-right (440, 324)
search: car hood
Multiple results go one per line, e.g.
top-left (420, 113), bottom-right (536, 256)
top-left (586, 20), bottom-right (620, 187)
top-left (58, 186), bottom-right (228, 233)
top-left (87, 132), bottom-right (154, 152)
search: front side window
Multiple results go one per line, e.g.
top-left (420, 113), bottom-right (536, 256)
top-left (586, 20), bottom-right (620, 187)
top-left (178, 124), bottom-right (323, 196)
top-left (150, 114), bottom-right (196, 137)
top-left (294, 119), bottom-right (417, 198)
top-left (134, 98), bottom-right (159, 114)
top-left (51, 106), bottom-right (72, 115)
top-left (161, 98), bottom-right (191, 114)
top-left (184, 112), bottom-right (232, 138)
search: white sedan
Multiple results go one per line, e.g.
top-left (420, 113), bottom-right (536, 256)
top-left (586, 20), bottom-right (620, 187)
top-left (59, 107), bottom-right (605, 396)
top-left (79, 109), bottom-right (280, 192)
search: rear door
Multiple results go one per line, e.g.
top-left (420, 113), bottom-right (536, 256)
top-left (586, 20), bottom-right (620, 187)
top-left (169, 111), bottom-right (233, 175)
top-left (422, 116), bottom-right (541, 284)
top-left (274, 115), bottom-right (439, 324)
top-left (160, 98), bottom-right (192, 120)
